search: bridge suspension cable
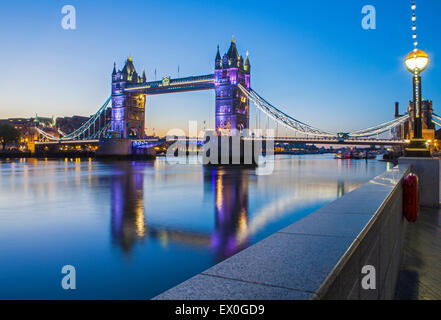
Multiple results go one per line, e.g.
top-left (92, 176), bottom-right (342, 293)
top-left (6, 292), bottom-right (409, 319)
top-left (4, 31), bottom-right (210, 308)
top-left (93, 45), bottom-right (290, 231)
top-left (432, 113), bottom-right (441, 123)
top-left (432, 119), bottom-right (441, 127)
top-left (431, 113), bottom-right (441, 127)
top-left (239, 84), bottom-right (336, 137)
top-left (240, 84), bottom-right (409, 139)
top-left (36, 97), bottom-right (112, 141)
top-left (347, 114), bottom-right (410, 138)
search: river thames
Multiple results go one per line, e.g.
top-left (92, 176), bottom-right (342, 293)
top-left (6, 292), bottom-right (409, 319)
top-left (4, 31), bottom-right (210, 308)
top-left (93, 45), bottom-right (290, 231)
top-left (0, 154), bottom-right (390, 299)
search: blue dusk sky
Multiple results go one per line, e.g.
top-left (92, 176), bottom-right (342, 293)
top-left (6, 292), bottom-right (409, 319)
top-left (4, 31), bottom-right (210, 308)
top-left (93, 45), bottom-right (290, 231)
top-left (0, 0), bottom-right (440, 135)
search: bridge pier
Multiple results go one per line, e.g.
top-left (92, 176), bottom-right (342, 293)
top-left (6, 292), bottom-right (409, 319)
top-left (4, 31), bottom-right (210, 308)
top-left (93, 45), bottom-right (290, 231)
top-left (96, 138), bottom-right (156, 159)
top-left (201, 132), bottom-right (272, 167)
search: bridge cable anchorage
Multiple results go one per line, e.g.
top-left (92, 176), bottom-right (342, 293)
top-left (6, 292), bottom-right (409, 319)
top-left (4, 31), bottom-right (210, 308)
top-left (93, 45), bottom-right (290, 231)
top-left (36, 97), bottom-right (112, 142)
top-left (348, 115), bottom-right (409, 135)
top-left (238, 84), bottom-right (336, 138)
top-left (347, 115), bottom-right (410, 138)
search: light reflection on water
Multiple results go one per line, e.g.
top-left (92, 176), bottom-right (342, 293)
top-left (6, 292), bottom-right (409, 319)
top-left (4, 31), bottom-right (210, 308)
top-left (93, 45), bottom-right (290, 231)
top-left (0, 154), bottom-right (387, 299)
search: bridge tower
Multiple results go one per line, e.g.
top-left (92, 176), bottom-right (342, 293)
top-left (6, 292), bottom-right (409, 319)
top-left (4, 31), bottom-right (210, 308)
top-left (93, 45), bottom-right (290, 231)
top-left (111, 57), bottom-right (146, 139)
top-left (214, 39), bottom-right (251, 135)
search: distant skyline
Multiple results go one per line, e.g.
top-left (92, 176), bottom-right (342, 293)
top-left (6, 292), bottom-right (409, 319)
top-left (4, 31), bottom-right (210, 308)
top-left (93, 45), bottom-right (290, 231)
top-left (0, 0), bottom-right (440, 136)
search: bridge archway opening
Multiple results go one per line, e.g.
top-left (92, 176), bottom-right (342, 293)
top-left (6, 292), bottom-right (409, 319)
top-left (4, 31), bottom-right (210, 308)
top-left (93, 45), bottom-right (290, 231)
top-left (145, 90), bottom-right (215, 137)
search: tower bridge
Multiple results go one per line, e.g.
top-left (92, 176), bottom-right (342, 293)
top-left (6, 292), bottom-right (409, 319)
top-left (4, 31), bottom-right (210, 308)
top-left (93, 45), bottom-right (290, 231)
top-left (110, 39), bottom-right (250, 139)
top-left (35, 38), bottom-right (436, 156)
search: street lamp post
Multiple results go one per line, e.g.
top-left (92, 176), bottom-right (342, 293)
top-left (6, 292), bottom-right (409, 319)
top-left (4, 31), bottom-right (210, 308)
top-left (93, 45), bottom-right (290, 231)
top-left (404, 49), bottom-right (431, 157)
top-left (404, 1), bottom-right (431, 157)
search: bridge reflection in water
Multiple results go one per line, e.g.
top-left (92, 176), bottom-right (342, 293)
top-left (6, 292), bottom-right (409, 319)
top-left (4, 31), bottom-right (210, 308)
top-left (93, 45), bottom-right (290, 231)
top-left (206, 167), bottom-right (250, 261)
top-left (110, 161), bottom-right (250, 260)
top-left (110, 161), bottom-right (148, 252)
top-left (108, 159), bottom-right (361, 262)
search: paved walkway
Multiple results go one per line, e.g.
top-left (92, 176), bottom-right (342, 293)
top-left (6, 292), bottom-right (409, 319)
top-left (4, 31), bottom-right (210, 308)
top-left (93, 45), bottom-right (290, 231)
top-left (395, 207), bottom-right (441, 300)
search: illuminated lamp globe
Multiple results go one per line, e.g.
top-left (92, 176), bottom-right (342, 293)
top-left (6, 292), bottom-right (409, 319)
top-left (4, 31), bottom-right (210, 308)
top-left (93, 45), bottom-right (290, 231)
top-left (405, 49), bottom-right (429, 73)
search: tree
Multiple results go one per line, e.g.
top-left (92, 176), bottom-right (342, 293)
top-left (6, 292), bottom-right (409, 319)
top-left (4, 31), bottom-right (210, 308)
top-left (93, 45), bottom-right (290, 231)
top-left (0, 124), bottom-right (20, 151)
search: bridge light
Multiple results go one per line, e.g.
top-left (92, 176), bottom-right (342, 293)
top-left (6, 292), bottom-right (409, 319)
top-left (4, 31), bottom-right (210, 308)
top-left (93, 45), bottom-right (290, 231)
top-left (405, 49), bottom-right (429, 73)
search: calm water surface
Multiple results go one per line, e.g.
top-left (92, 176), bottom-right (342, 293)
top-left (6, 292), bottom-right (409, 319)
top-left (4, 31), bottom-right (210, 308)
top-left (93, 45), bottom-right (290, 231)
top-left (0, 154), bottom-right (390, 299)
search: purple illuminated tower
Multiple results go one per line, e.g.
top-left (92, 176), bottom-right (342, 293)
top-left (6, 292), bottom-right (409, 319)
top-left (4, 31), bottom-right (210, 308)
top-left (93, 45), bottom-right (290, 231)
top-left (214, 39), bottom-right (251, 135)
top-left (111, 57), bottom-right (146, 139)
